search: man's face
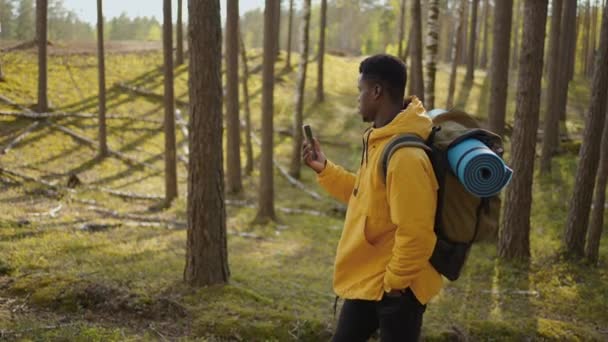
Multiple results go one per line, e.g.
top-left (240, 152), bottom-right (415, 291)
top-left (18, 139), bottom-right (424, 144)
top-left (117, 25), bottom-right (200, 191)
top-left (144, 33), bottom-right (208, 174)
top-left (357, 75), bottom-right (379, 123)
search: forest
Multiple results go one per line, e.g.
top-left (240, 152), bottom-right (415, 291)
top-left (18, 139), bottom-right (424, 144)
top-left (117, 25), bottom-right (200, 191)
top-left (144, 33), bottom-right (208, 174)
top-left (0, 0), bottom-right (607, 340)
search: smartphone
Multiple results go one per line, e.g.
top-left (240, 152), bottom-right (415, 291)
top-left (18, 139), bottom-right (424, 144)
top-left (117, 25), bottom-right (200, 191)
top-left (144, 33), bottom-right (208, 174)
top-left (302, 124), bottom-right (317, 160)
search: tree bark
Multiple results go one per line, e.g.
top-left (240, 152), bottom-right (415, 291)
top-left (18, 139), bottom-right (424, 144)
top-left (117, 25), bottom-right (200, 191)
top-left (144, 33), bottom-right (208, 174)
top-left (239, 32), bottom-right (254, 176)
top-left (582, 1), bottom-right (591, 75)
top-left (256, 0), bottom-right (278, 223)
top-left (465, 0), bottom-right (479, 82)
top-left (176, 0), bottom-right (184, 65)
top-left (424, 0), bottom-right (439, 109)
top-left (487, 0), bottom-right (513, 136)
top-left (564, 2), bottom-right (608, 258)
top-left (540, 0), bottom-right (564, 173)
top-left (0, 57), bottom-right (4, 81)
top-left (225, 0), bottom-right (242, 194)
top-left (585, 96), bottom-right (608, 264)
top-left (398, 0), bottom-right (407, 60)
top-left (316, 0), bottom-right (327, 103)
top-left (184, 0), bottom-right (230, 287)
top-left (459, 0), bottom-right (469, 64)
top-left (285, 0), bottom-right (294, 69)
top-left (565, 2), bottom-right (579, 83)
top-left (275, 0), bottom-right (281, 58)
top-left (409, 0), bottom-right (424, 102)
top-left (586, 1), bottom-right (598, 77)
top-left (36, 0), bottom-right (48, 112)
top-left (289, 0), bottom-right (311, 179)
top-left (479, 0), bottom-right (490, 68)
top-left (96, 0), bottom-right (107, 157)
top-left (499, 0), bottom-right (548, 261)
top-left (163, 0), bottom-right (178, 204)
top-left (446, 0), bottom-right (466, 109)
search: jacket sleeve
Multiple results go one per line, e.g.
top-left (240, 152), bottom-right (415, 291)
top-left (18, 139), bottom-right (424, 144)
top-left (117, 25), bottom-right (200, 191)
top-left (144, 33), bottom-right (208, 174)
top-left (383, 148), bottom-right (438, 292)
top-left (316, 160), bottom-right (356, 204)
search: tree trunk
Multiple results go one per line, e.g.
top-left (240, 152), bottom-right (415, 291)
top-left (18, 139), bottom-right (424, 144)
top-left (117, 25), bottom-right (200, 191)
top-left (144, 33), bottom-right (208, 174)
top-left (424, 0), bottom-right (439, 109)
top-left (274, 0), bottom-right (281, 58)
top-left (256, 0), bottom-right (278, 223)
top-left (557, 1), bottom-right (578, 142)
top-left (459, 0), bottom-right (469, 64)
top-left (285, 0), bottom-right (293, 69)
top-left (398, 0), bottom-right (407, 60)
top-left (585, 96), bottom-right (608, 264)
top-left (239, 33), bottom-right (254, 177)
top-left (465, 0), bottom-right (479, 82)
top-left (564, 2), bottom-right (608, 258)
top-left (184, 0), bottom-right (230, 286)
top-left (163, 0), bottom-right (178, 204)
top-left (540, 0), bottom-right (564, 173)
top-left (446, 0), bottom-right (466, 109)
top-left (586, 1), bottom-right (598, 77)
top-left (487, 0), bottom-right (513, 136)
top-left (565, 2), bottom-right (579, 83)
top-left (582, 0), bottom-right (591, 76)
top-left (409, 0), bottom-right (424, 102)
top-left (96, 0), bottom-right (107, 157)
top-left (316, 0), bottom-right (327, 103)
top-left (479, 0), bottom-right (490, 68)
top-left (510, 0), bottom-right (521, 71)
top-left (499, 0), bottom-right (548, 261)
top-left (36, 0), bottom-right (48, 112)
top-left (225, 0), bottom-right (242, 194)
top-left (0, 57), bottom-right (4, 81)
top-left (176, 0), bottom-right (184, 65)
top-left (289, 0), bottom-right (311, 179)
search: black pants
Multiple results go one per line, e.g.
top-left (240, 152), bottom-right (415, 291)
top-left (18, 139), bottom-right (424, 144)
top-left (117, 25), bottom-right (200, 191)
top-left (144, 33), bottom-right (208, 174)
top-left (332, 288), bottom-right (426, 342)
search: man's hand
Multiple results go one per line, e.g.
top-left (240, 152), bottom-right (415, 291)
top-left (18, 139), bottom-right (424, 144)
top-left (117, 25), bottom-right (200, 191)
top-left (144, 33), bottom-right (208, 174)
top-left (302, 138), bottom-right (327, 173)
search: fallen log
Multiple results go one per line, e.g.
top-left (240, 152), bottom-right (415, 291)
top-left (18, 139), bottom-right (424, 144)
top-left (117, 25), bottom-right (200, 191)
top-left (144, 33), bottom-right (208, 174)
top-left (0, 121), bottom-right (44, 155)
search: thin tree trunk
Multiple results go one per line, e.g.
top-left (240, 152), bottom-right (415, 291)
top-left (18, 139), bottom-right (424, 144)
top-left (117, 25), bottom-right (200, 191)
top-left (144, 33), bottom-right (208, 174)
top-left (285, 0), bottom-right (293, 69)
top-left (479, 0), bottom-right (490, 68)
top-left (398, 0), bottom-right (407, 60)
top-left (225, 0), bottom-right (242, 194)
top-left (488, 0), bottom-right (513, 136)
top-left (566, 2), bottom-right (579, 83)
top-left (540, 0), bottom-right (564, 173)
top-left (176, 0), bottom-right (184, 65)
top-left (459, 0), bottom-right (469, 64)
top-left (316, 0), bottom-right (327, 103)
top-left (0, 58), bottom-right (4, 81)
top-left (184, 0), bottom-right (230, 286)
top-left (275, 0), bottom-right (281, 58)
top-left (447, 0), bottom-right (466, 109)
top-left (499, 0), bottom-right (548, 260)
top-left (96, 0), bottom-right (107, 157)
top-left (239, 33), bottom-right (254, 176)
top-left (582, 0), bottom-right (591, 75)
top-left (289, 0), bottom-right (311, 179)
top-left (36, 0), bottom-right (48, 112)
top-left (585, 96), bottom-right (608, 264)
top-left (564, 2), bottom-right (608, 258)
top-left (510, 0), bottom-right (521, 71)
top-left (465, 0), bottom-right (479, 82)
top-left (557, 0), bottom-right (578, 141)
top-left (425, 0), bottom-right (439, 109)
top-left (404, 26), bottom-right (414, 61)
top-left (163, 0), bottom-right (178, 204)
top-left (256, 0), bottom-right (278, 223)
top-left (409, 0), bottom-right (424, 102)
top-left (587, 1), bottom-right (598, 77)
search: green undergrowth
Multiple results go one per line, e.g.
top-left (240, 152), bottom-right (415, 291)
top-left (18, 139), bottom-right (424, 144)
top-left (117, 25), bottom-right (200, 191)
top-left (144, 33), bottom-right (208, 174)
top-left (0, 47), bottom-right (606, 340)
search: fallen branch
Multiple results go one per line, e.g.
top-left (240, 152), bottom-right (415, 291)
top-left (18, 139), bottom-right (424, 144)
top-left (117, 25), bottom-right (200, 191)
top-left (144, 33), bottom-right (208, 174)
top-left (0, 121), bottom-right (44, 155)
top-left (0, 94), bottom-right (34, 113)
top-left (0, 166), bottom-right (60, 190)
top-left (77, 199), bottom-right (186, 228)
top-left (29, 204), bottom-right (63, 218)
top-left (116, 82), bottom-right (189, 107)
top-left (48, 122), bottom-right (160, 171)
top-left (0, 111), bottom-right (163, 124)
top-left (97, 187), bottom-right (164, 201)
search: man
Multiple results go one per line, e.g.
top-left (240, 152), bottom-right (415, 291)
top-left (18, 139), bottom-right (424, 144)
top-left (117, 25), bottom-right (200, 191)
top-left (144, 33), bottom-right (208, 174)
top-left (302, 54), bottom-right (442, 341)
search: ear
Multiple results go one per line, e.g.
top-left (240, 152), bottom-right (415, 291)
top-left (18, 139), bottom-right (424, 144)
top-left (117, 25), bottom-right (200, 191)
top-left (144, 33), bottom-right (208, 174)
top-left (373, 84), bottom-right (382, 100)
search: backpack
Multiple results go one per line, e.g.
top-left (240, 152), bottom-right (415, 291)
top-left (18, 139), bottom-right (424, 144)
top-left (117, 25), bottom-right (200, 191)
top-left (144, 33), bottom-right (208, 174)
top-left (379, 109), bottom-right (506, 281)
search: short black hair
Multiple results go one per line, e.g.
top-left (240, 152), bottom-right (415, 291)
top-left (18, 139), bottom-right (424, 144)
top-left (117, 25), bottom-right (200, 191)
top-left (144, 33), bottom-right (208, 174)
top-left (359, 54), bottom-right (407, 103)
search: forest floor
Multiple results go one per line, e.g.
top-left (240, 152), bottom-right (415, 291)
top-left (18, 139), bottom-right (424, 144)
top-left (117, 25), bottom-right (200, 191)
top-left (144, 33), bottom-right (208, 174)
top-left (0, 45), bottom-right (606, 341)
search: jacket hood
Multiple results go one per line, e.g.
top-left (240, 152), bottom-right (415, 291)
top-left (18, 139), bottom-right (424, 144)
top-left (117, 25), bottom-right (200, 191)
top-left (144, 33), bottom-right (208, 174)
top-left (367, 96), bottom-right (432, 143)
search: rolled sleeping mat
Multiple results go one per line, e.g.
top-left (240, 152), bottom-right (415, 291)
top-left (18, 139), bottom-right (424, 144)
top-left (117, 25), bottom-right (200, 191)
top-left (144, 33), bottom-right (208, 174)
top-left (447, 138), bottom-right (513, 197)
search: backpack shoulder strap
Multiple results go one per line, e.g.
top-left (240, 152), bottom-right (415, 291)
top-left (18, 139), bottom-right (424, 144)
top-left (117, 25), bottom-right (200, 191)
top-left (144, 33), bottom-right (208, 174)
top-left (380, 133), bottom-right (431, 184)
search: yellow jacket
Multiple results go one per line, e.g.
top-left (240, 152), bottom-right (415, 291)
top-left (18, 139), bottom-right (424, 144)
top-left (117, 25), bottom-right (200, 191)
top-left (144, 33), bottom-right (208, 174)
top-left (317, 97), bottom-right (443, 304)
